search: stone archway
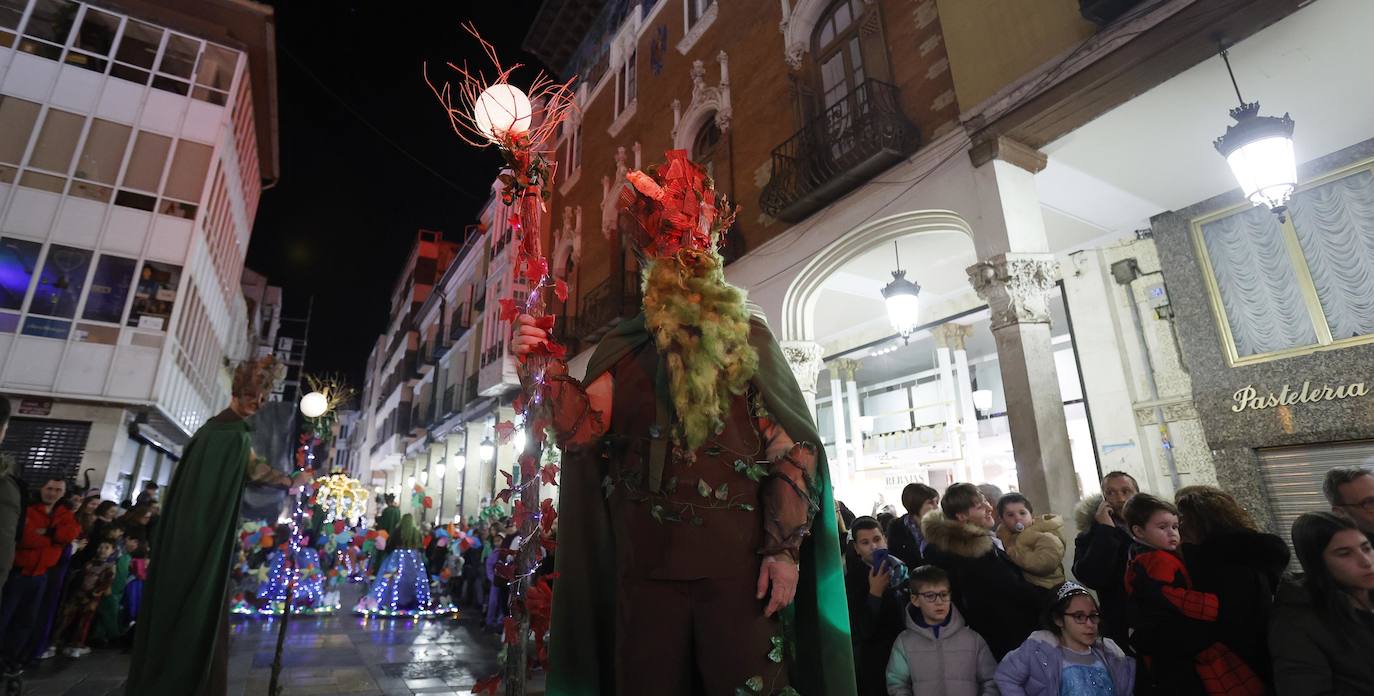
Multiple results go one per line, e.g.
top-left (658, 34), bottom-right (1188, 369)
top-left (780, 209), bottom-right (975, 343)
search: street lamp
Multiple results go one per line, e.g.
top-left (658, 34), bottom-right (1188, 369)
top-left (972, 389), bottom-right (993, 413)
top-left (880, 241), bottom-right (921, 342)
top-left (1213, 44), bottom-right (1297, 221)
top-left (473, 84), bottom-right (533, 143)
top-left (406, 475), bottom-right (416, 489)
top-left (479, 437), bottom-right (496, 463)
top-left (300, 391), bottom-right (329, 418)
top-left (433, 463), bottom-right (446, 479)
top-left (453, 453), bottom-right (466, 471)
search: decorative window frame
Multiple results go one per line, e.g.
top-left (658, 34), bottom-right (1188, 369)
top-left (671, 51), bottom-right (731, 150)
top-left (777, 0), bottom-right (873, 70)
top-left (608, 6), bottom-right (641, 137)
top-left (677, 0), bottom-right (718, 55)
top-left (1190, 157), bottom-right (1374, 367)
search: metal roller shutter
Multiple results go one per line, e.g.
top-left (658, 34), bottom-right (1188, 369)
top-left (0, 417), bottom-right (93, 488)
top-left (1257, 439), bottom-right (1374, 540)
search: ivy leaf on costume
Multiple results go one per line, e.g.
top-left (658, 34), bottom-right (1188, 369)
top-left (472, 674), bottom-right (501, 696)
top-left (495, 421), bottom-right (517, 444)
top-left (554, 278), bottom-right (569, 302)
top-left (697, 479), bottom-right (711, 498)
top-left (540, 463), bottom-right (560, 486)
top-left (768, 635), bottom-right (784, 663)
top-left (498, 298), bottom-right (519, 323)
top-left (519, 454), bottom-right (538, 481)
top-left (534, 315), bottom-right (556, 332)
top-left (602, 476), bottom-right (614, 499)
top-left (715, 483), bottom-right (730, 501)
top-left (777, 688), bottom-right (801, 696)
top-left (540, 498), bottom-right (558, 534)
top-left (524, 256), bottom-right (549, 283)
top-left (651, 504), bottom-right (665, 523)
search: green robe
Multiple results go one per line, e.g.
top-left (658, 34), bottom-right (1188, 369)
top-left (546, 314), bottom-right (856, 695)
top-left (126, 410), bottom-right (253, 695)
top-left (378, 505), bottom-right (400, 535)
top-left (90, 551), bottom-right (130, 642)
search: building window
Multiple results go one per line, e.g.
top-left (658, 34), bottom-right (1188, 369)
top-left (83, 254), bottom-right (138, 324)
top-left (17, 0), bottom-right (75, 60)
top-left (74, 118), bottom-right (131, 185)
top-left (162, 139), bottom-right (212, 202)
top-left (691, 116), bottom-right (721, 178)
top-left (562, 124), bottom-right (582, 173)
top-left (616, 49), bottom-right (637, 117)
top-left (1194, 161), bottom-right (1374, 364)
top-left (65, 6), bottom-right (119, 73)
top-left (111, 19), bottom-right (160, 85)
top-left (686, 0), bottom-right (715, 29)
top-left (814, 0), bottom-right (867, 120)
top-left (28, 243), bottom-right (92, 324)
top-left (121, 131), bottom-right (171, 195)
top-left (0, 237), bottom-right (43, 312)
top-left (0, 0), bottom-right (23, 48)
top-left (0, 96), bottom-right (41, 176)
top-left (193, 44), bottom-right (238, 105)
top-left (28, 107), bottom-right (83, 175)
top-left (128, 261), bottom-right (181, 331)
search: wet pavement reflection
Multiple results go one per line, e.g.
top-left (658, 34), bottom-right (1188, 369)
top-left (20, 584), bottom-right (503, 695)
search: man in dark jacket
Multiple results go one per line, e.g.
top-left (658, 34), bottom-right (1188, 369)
top-left (920, 483), bottom-right (1044, 659)
top-left (1071, 471), bottom-right (1138, 650)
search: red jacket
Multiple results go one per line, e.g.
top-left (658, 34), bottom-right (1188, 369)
top-left (13, 503), bottom-right (79, 576)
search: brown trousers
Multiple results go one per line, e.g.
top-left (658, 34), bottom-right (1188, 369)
top-left (615, 574), bottom-right (789, 695)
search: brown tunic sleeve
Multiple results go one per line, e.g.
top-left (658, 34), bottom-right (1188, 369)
top-left (756, 417), bottom-right (820, 564)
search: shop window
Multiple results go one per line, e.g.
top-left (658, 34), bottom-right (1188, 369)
top-left (0, 96), bottom-right (40, 165)
top-left (74, 119), bottom-right (130, 184)
top-left (82, 253), bottom-right (137, 323)
top-left (162, 139), bottom-right (211, 202)
top-left (0, 417), bottom-right (92, 487)
top-left (121, 131), bottom-right (171, 193)
top-left (17, 0), bottom-right (74, 60)
top-left (127, 261), bottom-right (180, 331)
top-left (193, 44), bottom-right (237, 106)
top-left (1194, 162), bottom-right (1374, 364)
top-left (111, 19), bottom-right (160, 85)
top-left (29, 244), bottom-right (92, 319)
top-left (0, 237), bottom-right (43, 310)
top-left (64, 6), bottom-right (117, 73)
top-left (29, 107), bottom-right (83, 174)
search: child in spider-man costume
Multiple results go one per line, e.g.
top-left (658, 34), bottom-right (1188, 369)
top-left (1123, 493), bottom-right (1265, 696)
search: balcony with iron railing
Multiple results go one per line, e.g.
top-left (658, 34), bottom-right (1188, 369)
top-left (759, 79), bottom-right (919, 224)
top-left (574, 273), bottom-right (642, 345)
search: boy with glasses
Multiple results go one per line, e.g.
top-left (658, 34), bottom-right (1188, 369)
top-left (885, 564), bottom-right (998, 696)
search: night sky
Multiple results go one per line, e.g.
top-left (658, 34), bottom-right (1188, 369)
top-left (247, 3), bottom-right (547, 392)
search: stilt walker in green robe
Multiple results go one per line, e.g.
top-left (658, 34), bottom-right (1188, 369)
top-left (513, 150), bottom-right (856, 695)
top-left (126, 357), bottom-right (308, 696)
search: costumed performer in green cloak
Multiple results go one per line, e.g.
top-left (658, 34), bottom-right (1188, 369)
top-left (126, 356), bottom-right (311, 695)
top-left (512, 149), bottom-right (855, 695)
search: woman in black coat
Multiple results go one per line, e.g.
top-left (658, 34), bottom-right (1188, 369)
top-left (1270, 512), bottom-right (1374, 695)
top-left (1176, 486), bottom-right (1290, 686)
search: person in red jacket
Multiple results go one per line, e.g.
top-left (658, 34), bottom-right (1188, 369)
top-left (0, 478), bottom-right (79, 672)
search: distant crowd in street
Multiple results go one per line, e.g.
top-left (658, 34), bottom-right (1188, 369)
top-left (837, 464), bottom-right (1374, 696)
top-left (0, 397), bottom-right (159, 680)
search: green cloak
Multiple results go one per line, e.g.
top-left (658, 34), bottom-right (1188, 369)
top-left (378, 504), bottom-right (400, 535)
top-left (126, 412), bottom-right (252, 694)
top-left (546, 314), bottom-right (856, 696)
top-left (90, 551), bottom-right (130, 643)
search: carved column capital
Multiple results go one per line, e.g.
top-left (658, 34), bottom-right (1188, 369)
top-left (779, 340), bottom-right (824, 396)
top-left (831, 358), bottom-right (861, 382)
top-left (932, 323), bottom-right (972, 351)
top-left (967, 253), bottom-right (1060, 330)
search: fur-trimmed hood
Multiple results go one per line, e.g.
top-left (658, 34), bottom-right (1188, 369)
top-left (920, 509), bottom-right (994, 559)
top-left (1074, 494), bottom-right (1105, 530)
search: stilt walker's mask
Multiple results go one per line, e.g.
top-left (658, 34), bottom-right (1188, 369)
top-left (616, 149), bottom-right (737, 263)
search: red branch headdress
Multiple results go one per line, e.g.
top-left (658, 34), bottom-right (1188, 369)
top-left (618, 150), bottom-right (738, 260)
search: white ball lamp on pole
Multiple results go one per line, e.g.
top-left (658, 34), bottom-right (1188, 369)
top-left (300, 391), bottom-right (329, 419)
top-left (473, 84), bottom-right (533, 143)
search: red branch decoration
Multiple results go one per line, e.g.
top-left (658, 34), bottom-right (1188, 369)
top-left (425, 23), bottom-right (577, 696)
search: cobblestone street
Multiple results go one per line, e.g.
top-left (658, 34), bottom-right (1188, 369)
top-left (18, 585), bottom-right (506, 696)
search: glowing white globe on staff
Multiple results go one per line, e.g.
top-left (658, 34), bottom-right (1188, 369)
top-left (473, 84), bottom-right (532, 142)
top-left (300, 391), bottom-right (328, 418)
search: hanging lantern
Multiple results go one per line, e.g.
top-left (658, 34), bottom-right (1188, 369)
top-left (453, 453), bottom-right (467, 471)
top-left (1213, 45), bottom-right (1297, 220)
top-left (880, 241), bottom-right (920, 341)
top-left (479, 437), bottom-right (496, 463)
